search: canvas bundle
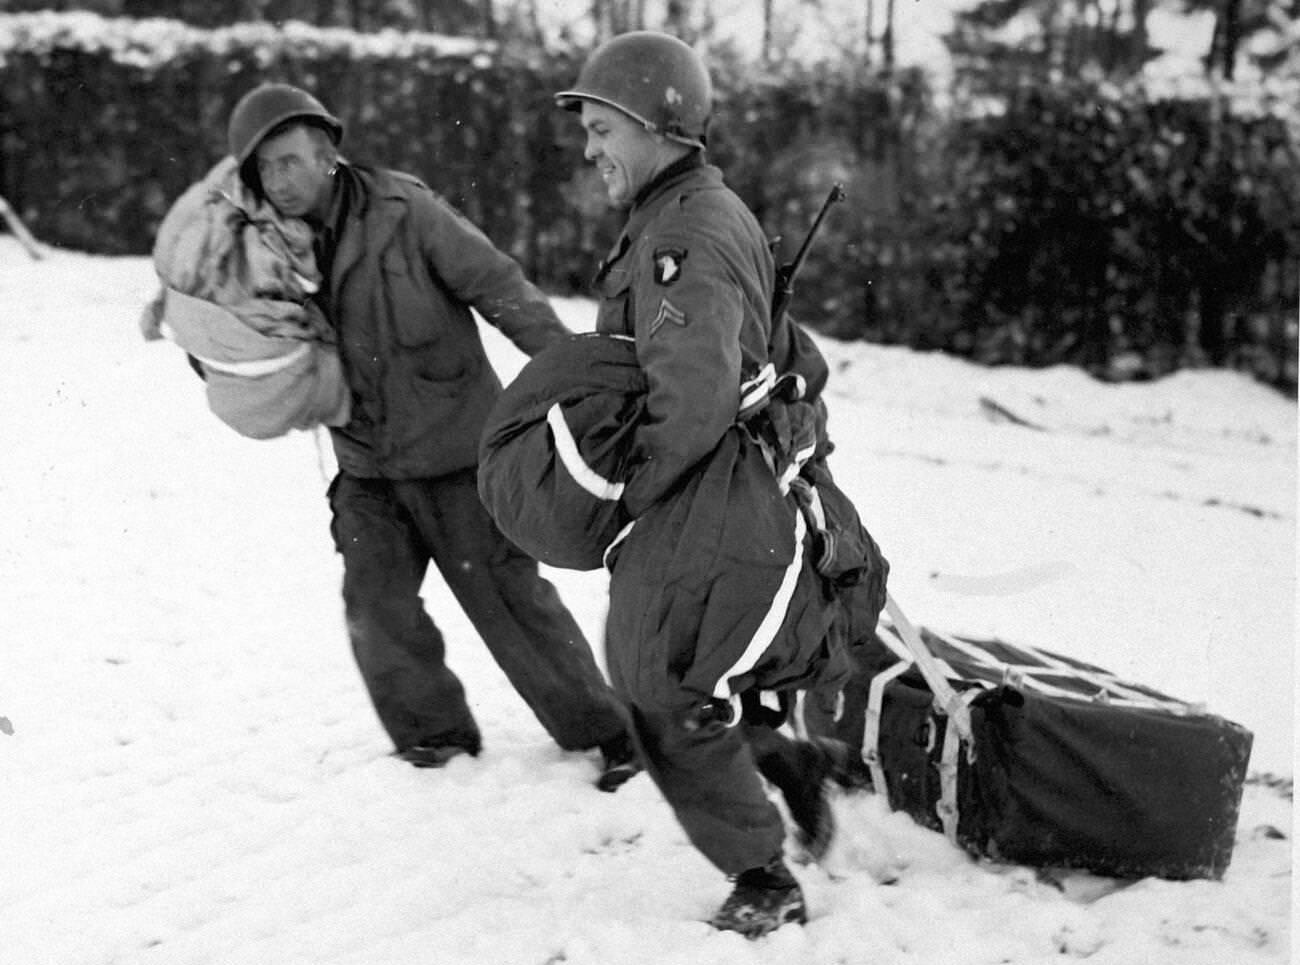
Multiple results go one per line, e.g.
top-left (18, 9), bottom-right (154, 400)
top-left (812, 602), bottom-right (1254, 881)
top-left (478, 334), bottom-right (647, 571)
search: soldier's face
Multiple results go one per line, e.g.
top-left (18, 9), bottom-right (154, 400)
top-left (254, 125), bottom-right (334, 220)
top-left (579, 102), bottom-right (665, 207)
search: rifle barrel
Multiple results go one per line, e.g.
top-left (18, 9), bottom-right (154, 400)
top-left (772, 183), bottom-right (846, 322)
top-left (788, 184), bottom-right (845, 281)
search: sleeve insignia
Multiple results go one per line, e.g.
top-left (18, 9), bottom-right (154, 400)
top-left (652, 246), bottom-right (687, 286)
top-left (649, 297), bottom-right (688, 336)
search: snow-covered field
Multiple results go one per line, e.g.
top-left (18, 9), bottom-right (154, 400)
top-left (1, 235), bottom-right (1293, 963)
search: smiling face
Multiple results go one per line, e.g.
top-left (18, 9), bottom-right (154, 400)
top-left (578, 101), bottom-right (689, 207)
top-left (253, 123), bottom-right (336, 221)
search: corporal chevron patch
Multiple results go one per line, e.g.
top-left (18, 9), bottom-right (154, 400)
top-left (649, 297), bottom-right (687, 337)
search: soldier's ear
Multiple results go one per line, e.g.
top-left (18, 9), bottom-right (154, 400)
top-left (308, 126), bottom-right (339, 169)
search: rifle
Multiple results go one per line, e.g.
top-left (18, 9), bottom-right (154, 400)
top-left (771, 182), bottom-right (845, 325)
top-left (736, 183), bottom-right (846, 420)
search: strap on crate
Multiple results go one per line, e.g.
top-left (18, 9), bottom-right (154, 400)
top-left (884, 594), bottom-right (974, 742)
top-left (928, 628), bottom-right (1189, 712)
top-left (862, 660), bottom-right (911, 802)
top-left (937, 689), bottom-right (982, 844)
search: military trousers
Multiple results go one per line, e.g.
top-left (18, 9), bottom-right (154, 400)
top-left (328, 468), bottom-right (628, 754)
top-left (615, 698), bottom-right (788, 876)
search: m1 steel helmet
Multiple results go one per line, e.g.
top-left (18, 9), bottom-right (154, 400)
top-left (555, 31), bottom-right (712, 149)
top-left (227, 82), bottom-right (343, 165)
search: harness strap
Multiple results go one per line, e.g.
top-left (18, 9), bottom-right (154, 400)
top-left (710, 510), bottom-right (808, 699)
top-left (737, 363), bottom-right (777, 422)
top-left (884, 594), bottom-right (974, 742)
top-left (862, 660), bottom-right (911, 802)
top-left (184, 338), bottom-right (311, 377)
top-left (787, 476), bottom-right (838, 573)
top-left (937, 689), bottom-right (982, 843)
top-left (602, 519), bottom-right (635, 570)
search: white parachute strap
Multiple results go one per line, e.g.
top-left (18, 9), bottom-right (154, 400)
top-left (180, 338), bottom-right (312, 377)
top-left (737, 362), bottom-right (777, 421)
top-left (914, 626), bottom-right (1192, 713)
top-left (723, 694), bottom-right (745, 728)
top-left (937, 689), bottom-right (982, 844)
top-left (884, 594), bottom-right (974, 743)
top-left (790, 689), bottom-right (809, 739)
top-left (777, 442), bottom-right (818, 495)
top-left (862, 660), bottom-right (911, 802)
top-left (794, 477), bottom-right (828, 530)
top-left (546, 404), bottom-right (626, 501)
top-left (601, 519), bottom-right (636, 570)
top-left (711, 511), bottom-right (808, 699)
top-left (931, 628), bottom-right (1192, 713)
top-left (311, 425), bottom-right (333, 485)
top-left (789, 477), bottom-right (841, 573)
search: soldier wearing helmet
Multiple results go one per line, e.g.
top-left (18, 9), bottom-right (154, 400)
top-left (173, 82), bottom-right (642, 791)
top-left (557, 32), bottom-right (846, 939)
top-left (226, 83), bottom-right (343, 222)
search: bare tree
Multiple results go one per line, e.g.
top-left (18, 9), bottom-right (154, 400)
top-left (665, 0), bottom-right (693, 38)
top-left (882, 0), bottom-right (895, 71)
top-left (944, 0), bottom-right (1168, 92)
top-left (762, 0), bottom-right (774, 62)
top-left (1130, 0), bottom-right (1150, 71)
top-left (864, 0), bottom-right (875, 65)
top-left (591, 0), bottom-right (643, 38)
top-left (1208, 0), bottom-right (1244, 79)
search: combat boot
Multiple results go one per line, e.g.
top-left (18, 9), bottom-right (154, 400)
top-left (709, 857), bottom-right (807, 939)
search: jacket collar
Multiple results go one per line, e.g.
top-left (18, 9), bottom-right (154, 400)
top-left (307, 163), bottom-right (353, 281)
top-left (593, 157), bottom-right (720, 285)
top-left (328, 163), bottom-right (406, 298)
top-left (621, 152), bottom-right (716, 242)
top-left (632, 150), bottom-right (705, 208)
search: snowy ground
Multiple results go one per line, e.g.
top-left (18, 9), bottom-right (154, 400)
top-left (0, 235), bottom-right (1293, 964)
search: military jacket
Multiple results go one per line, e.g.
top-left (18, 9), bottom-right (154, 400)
top-left (320, 164), bottom-right (570, 479)
top-left (592, 162), bottom-right (775, 515)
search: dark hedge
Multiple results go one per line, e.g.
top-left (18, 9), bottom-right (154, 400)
top-left (0, 17), bottom-right (1294, 390)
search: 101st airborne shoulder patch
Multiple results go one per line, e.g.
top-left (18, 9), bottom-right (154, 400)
top-left (652, 246), bottom-right (687, 286)
top-left (649, 298), bottom-right (687, 337)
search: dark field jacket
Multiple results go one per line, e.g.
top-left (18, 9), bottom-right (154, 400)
top-left (479, 333), bottom-right (887, 713)
top-left (325, 165), bottom-right (570, 479)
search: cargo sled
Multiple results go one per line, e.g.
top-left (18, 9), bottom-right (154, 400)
top-left (809, 597), bottom-right (1254, 881)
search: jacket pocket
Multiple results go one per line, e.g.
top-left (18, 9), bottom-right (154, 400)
top-left (383, 249), bottom-right (441, 348)
top-left (594, 265), bottom-right (635, 334)
top-left (408, 352), bottom-right (475, 394)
